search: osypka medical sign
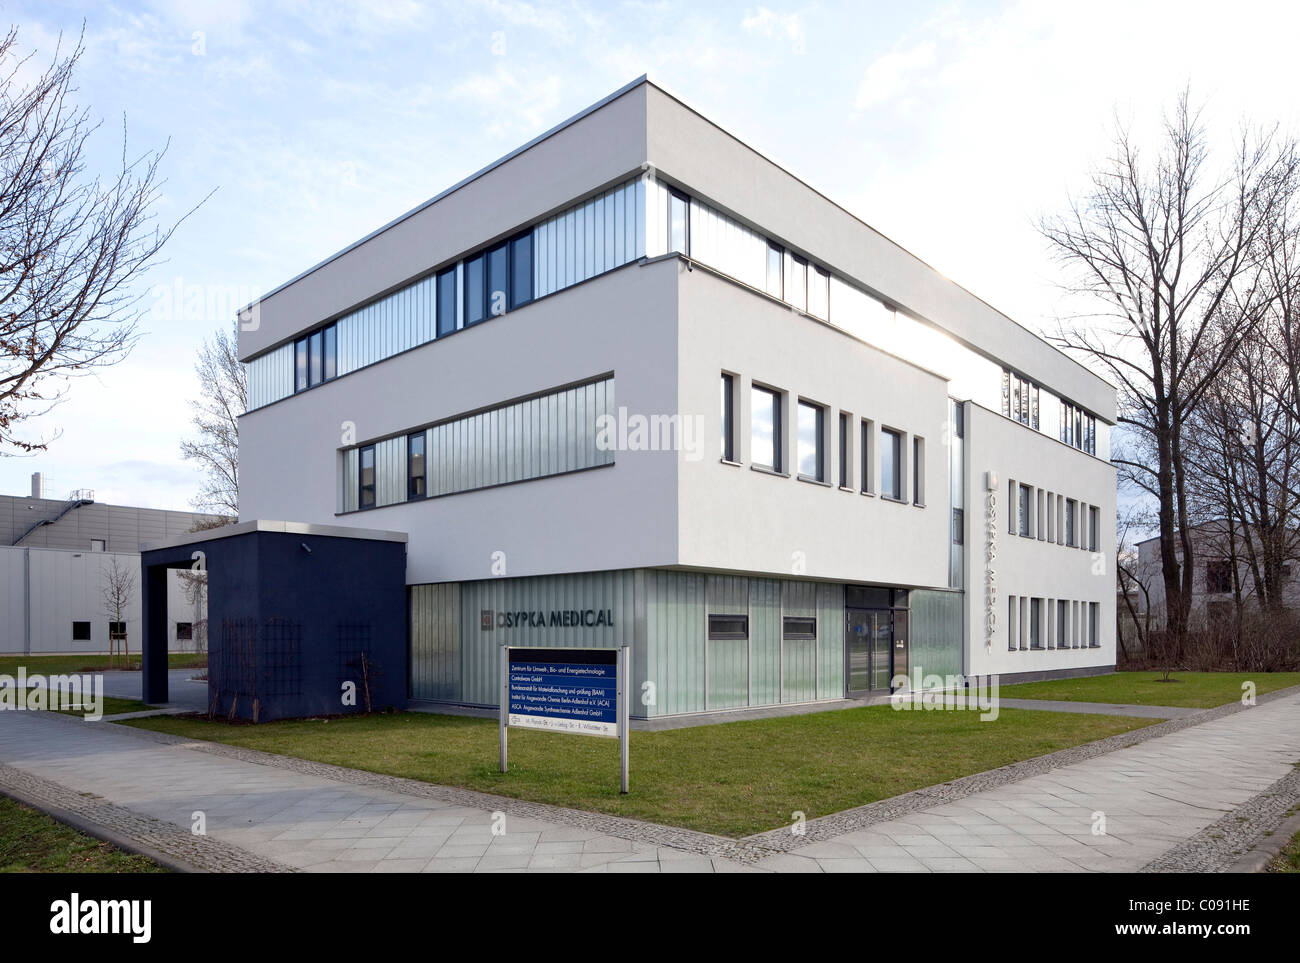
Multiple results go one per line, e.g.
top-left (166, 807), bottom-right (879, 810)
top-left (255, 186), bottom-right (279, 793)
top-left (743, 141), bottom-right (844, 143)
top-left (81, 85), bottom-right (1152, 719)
top-left (506, 648), bottom-right (618, 737)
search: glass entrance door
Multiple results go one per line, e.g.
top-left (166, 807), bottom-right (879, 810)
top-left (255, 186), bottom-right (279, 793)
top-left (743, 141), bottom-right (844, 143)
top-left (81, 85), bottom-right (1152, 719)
top-left (847, 607), bottom-right (910, 694)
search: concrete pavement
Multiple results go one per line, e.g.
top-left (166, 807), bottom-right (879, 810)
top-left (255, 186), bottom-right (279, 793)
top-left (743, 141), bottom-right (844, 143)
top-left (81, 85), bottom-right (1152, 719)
top-left (0, 688), bottom-right (1297, 872)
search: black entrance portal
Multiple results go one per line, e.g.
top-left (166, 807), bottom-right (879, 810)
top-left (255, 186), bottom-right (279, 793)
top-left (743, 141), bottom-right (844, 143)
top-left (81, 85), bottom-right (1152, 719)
top-left (845, 587), bottom-right (910, 695)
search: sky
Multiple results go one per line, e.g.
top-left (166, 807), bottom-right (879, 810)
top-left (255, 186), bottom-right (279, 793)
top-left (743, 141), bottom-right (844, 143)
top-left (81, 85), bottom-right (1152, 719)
top-left (2, 0), bottom-right (1299, 511)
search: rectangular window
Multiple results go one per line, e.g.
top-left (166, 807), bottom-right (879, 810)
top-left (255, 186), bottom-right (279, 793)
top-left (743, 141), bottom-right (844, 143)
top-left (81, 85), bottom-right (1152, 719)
top-left (487, 243), bottom-right (509, 318)
top-left (766, 242), bottom-right (783, 298)
top-left (72, 621), bottom-right (91, 641)
top-left (309, 330), bottom-right (323, 386)
top-left (1018, 484), bottom-right (1032, 537)
top-left (668, 189), bottom-right (689, 255)
top-left (436, 266), bottom-right (457, 337)
top-left (510, 233), bottom-right (533, 308)
top-left (860, 420), bottom-right (874, 493)
top-left (176, 622), bottom-right (192, 641)
top-left (720, 374), bottom-right (735, 462)
top-left (1206, 559), bottom-right (1232, 594)
top-left (407, 432), bottom-right (427, 499)
top-left (838, 413), bottom-right (849, 488)
top-left (1007, 595), bottom-right (1017, 651)
top-left (751, 385), bottom-right (781, 472)
top-left (881, 429), bottom-right (902, 500)
top-left (809, 266), bottom-right (829, 319)
top-left (782, 616), bottom-right (817, 640)
top-left (1031, 598), bottom-right (1043, 649)
top-left (295, 338), bottom-right (308, 391)
top-left (708, 614), bottom-right (749, 640)
top-left (797, 401), bottom-right (824, 481)
top-left (1058, 601), bottom-right (1068, 648)
top-left (1089, 506), bottom-right (1099, 552)
top-left (952, 508), bottom-right (964, 544)
top-left (90, 539), bottom-right (106, 552)
top-left (785, 253), bottom-right (807, 311)
top-left (359, 445), bottom-right (376, 509)
top-left (913, 436), bottom-right (925, 505)
top-left (1089, 603), bottom-right (1099, 646)
top-left (464, 253), bottom-right (486, 325)
top-left (323, 325), bottom-right (337, 381)
top-left (1065, 499), bottom-right (1076, 547)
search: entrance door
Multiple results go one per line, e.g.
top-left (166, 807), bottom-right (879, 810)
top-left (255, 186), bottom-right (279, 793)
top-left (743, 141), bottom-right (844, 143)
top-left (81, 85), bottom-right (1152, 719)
top-left (847, 607), bottom-right (910, 695)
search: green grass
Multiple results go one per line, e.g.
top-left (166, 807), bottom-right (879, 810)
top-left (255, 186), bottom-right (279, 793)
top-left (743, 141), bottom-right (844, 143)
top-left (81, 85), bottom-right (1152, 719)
top-left (0, 797), bottom-right (165, 873)
top-left (0, 653), bottom-right (205, 676)
top-left (125, 705), bottom-right (1153, 837)
top-left (11, 691), bottom-right (152, 716)
top-left (998, 671), bottom-right (1300, 709)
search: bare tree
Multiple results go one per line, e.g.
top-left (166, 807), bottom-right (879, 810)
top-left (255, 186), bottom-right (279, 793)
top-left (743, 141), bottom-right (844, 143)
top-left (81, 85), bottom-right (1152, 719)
top-left (0, 26), bottom-right (202, 452)
top-left (180, 321), bottom-right (243, 516)
top-left (1040, 89), bottom-right (1299, 652)
top-left (102, 554), bottom-right (136, 668)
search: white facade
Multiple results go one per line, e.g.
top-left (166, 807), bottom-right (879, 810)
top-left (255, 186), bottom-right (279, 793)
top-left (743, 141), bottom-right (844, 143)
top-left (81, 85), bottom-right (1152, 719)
top-left (237, 78), bottom-right (1117, 698)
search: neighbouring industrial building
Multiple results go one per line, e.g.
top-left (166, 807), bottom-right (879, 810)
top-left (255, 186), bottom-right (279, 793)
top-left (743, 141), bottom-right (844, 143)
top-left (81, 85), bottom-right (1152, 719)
top-left (1, 474), bottom-right (221, 654)
top-left (142, 77), bottom-right (1117, 720)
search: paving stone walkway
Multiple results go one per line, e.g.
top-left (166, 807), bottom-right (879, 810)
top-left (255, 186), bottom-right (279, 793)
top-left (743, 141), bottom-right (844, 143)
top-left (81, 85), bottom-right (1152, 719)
top-left (0, 688), bottom-right (1296, 873)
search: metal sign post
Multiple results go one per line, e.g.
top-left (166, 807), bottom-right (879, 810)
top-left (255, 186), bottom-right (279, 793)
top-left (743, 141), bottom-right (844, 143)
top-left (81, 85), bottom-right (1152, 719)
top-left (499, 645), bottom-right (628, 793)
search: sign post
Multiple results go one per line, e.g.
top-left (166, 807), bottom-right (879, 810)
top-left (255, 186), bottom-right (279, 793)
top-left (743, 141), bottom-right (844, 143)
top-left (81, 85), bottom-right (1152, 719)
top-left (498, 645), bottom-right (629, 793)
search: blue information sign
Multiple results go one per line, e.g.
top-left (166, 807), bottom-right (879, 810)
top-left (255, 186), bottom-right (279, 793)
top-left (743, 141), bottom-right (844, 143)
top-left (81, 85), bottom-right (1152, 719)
top-left (506, 648), bottom-right (618, 737)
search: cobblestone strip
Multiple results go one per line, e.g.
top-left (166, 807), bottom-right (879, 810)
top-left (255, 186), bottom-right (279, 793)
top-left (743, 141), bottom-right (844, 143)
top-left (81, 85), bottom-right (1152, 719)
top-left (99, 685), bottom-right (1299, 867)
top-left (0, 761), bottom-right (295, 873)
top-left (1140, 763), bottom-right (1300, 873)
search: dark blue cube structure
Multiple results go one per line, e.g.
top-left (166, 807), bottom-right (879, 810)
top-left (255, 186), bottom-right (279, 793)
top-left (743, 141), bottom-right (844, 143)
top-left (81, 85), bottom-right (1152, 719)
top-left (140, 522), bottom-right (408, 721)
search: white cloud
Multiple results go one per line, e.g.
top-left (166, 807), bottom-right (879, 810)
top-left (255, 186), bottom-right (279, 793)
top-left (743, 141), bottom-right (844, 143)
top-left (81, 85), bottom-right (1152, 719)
top-left (854, 41), bottom-right (936, 110)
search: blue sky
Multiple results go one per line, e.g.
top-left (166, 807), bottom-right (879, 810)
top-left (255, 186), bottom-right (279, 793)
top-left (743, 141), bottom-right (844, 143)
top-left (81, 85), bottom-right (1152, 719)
top-left (2, 0), bottom-right (1298, 511)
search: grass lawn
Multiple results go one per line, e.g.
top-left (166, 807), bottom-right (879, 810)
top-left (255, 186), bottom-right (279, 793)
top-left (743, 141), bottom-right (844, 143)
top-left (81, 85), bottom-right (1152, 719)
top-left (0, 797), bottom-right (165, 873)
top-left (11, 690), bottom-right (153, 715)
top-left (998, 671), bottom-right (1300, 709)
top-left (125, 705), bottom-right (1153, 837)
top-left (0, 653), bottom-right (205, 676)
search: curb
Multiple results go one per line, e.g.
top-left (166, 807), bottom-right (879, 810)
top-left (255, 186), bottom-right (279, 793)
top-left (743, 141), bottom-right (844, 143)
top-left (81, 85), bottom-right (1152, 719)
top-left (1225, 806), bottom-right (1300, 874)
top-left (0, 784), bottom-right (203, 874)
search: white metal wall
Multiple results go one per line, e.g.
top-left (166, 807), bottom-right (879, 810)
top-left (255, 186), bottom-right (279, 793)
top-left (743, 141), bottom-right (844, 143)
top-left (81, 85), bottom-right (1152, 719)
top-left (246, 343), bottom-right (294, 411)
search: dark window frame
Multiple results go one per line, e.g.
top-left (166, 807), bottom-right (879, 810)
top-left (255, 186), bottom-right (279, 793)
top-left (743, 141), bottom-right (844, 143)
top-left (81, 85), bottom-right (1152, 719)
top-left (72, 621), bottom-right (91, 641)
top-left (407, 431), bottom-right (427, 500)
top-left (782, 616), bottom-right (817, 641)
top-left (838, 412), bottom-right (849, 488)
top-left (796, 399), bottom-right (825, 482)
top-left (436, 265), bottom-right (458, 337)
top-left (708, 614), bottom-right (749, 641)
top-left (720, 373), bottom-right (735, 462)
top-left (667, 188), bottom-right (690, 256)
top-left (359, 444), bottom-right (377, 509)
top-left (751, 384), bottom-right (782, 473)
top-left (881, 428), bottom-right (903, 500)
top-left (294, 322), bottom-right (338, 393)
top-left (175, 622), bottom-right (192, 641)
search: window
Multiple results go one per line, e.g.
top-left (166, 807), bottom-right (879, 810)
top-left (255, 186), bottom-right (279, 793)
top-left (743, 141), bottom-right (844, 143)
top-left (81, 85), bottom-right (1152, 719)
top-left (881, 429), bottom-right (902, 500)
top-left (912, 437), bottom-right (925, 505)
top-left (176, 622), bottom-right (192, 641)
top-left (708, 614), bottom-right (749, 640)
top-left (1001, 370), bottom-right (1039, 429)
top-left (785, 253), bottom-right (807, 311)
top-left (1018, 484), bottom-right (1032, 537)
top-left (90, 539), bottom-right (106, 552)
top-left (1007, 595), bottom-right (1018, 651)
top-left (668, 189), bottom-right (689, 255)
top-left (1057, 602), bottom-right (1068, 648)
top-left (720, 374), bottom-right (735, 462)
top-left (1061, 401), bottom-right (1096, 454)
top-left (860, 420), bottom-right (874, 494)
top-left (294, 323), bottom-right (338, 392)
top-left (952, 508), bottom-right (964, 544)
top-left (359, 445), bottom-right (376, 509)
top-left (1089, 602), bottom-right (1099, 646)
top-left (72, 621), bottom-right (91, 641)
top-left (1065, 499), bottom-right (1076, 547)
top-left (838, 413), bottom-right (849, 488)
top-left (782, 616), bottom-right (817, 640)
top-left (109, 621), bottom-right (126, 637)
top-left (1206, 559), bottom-right (1232, 594)
top-left (751, 385), bottom-right (781, 472)
top-left (436, 266), bottom-right (457, 336)
top-left (1031, 598), bottom-right (1043, 649)
top-left (487, 243), bottom-right (509, 318)
top-left (809, 266), bottom-right (829, 319)
top-left (464, 252), bottom-right (486, 325)
top-left (1089, 506), bottom-right (1099, 552)
top-left (408, 432), bottom-right (427, 499)
top-left (797, 401), bottom-right (824, 481)
top-left (510, 232), bottom-right (533, 309)
top-left (766, 242), bottom-right (783, 298)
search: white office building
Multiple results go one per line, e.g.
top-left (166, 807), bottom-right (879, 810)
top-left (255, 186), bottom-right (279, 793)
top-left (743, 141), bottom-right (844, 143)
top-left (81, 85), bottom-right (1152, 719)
top-left (235, 78), bottom-right (1117, 719)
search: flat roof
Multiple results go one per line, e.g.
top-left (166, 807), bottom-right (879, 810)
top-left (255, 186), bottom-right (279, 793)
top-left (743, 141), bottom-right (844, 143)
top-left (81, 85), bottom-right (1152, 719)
top-left (141, 519), bottom-right (409, 553)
